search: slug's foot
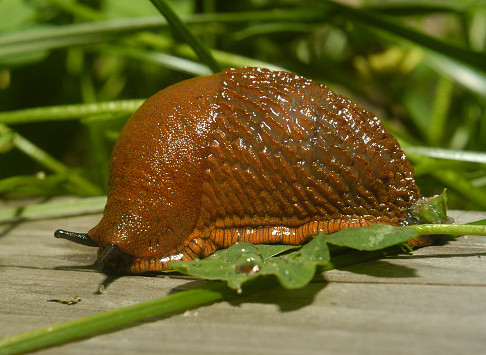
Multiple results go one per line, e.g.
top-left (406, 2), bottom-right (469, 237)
top-left (405, 235), bottom-right (435, 248)
top-left (207, 218), bottom-right (377, 248)
top-left (113, 219), bottom-right (381, 273)
top-left (98, 219), bottom-right (434, 274)
top-left (119, 237), bottom-right (219, 273)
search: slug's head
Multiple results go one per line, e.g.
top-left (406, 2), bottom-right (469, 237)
top-left (54, 209), bottom-right (183, 272)
top-left (55, 193), bottom-right (195, 272)
top-left (54, 71), bottom-right (222, 272)
top-left (54, 229), bottom-right (130, 271)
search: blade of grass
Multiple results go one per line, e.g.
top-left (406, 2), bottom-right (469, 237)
top-left (0, 282), bottom-right (235, 355)
top-left (429, 77), bottom-right (453, 145)
top-left (423, 52), bottom-right (486, 96)
top-left (148, 0), bottom-right (220, 72)
top-left (104, 45), bottom-right (213, 76)
top-left (174, 44), bottom-right (287, 71)
top-left (0, 9), bottom-right (324, 61)
top-left (0, 17), bottom-right (167, 47)
top-left (0, 124), bottom-right (103, 196)
top-left (406, 153), bottom-right (486, 208)
top-left (232, 22), bottom-right (317, 41)
top-left (0, 100), bottom-right (143, 125)
top-left (130, 32), bottom-right (287, 71)
top-left (369, 1), bottom-right (475, 16)
top-left (0, 33), bottom-right (124, 62)
top-left (0, 196), bottom-right (106, 223)
top-left (411, 159), bottom-right (468, 177)
top-left (432, 169), bottom-right (486, 209)
top-left (48, 0), bottom-right (105, 21)
top-left (403, 147), bottom-right (486, 163)
top-left (84, 118), bottom-right (110, 187)
top-left (0, 175), bottom-right (75, 196)
top-left (319, 0), bottom-right (486, 71)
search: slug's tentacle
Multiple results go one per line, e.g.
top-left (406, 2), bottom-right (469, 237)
top-left (94, 244), bottom-right (122, 271)
top-left (54, 229), bottom-right (99, 247)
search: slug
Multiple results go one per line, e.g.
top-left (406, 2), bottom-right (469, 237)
top-left (55, 67), bottom-right (425, 273)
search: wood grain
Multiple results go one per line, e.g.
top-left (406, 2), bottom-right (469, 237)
top-left (0, 198), bottom-right (485, 354)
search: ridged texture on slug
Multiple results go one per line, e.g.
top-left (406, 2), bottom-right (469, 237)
top-left (87, 67), bottom-right (421, 273)
top-left (195, 68), bottom-right (419, 235)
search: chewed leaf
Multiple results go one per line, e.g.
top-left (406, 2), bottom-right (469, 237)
top-left (323, 224), bottom-right (419, 251)
top-left (408, 189), bottom-right (450, 224)
top-left (170, 221), bottom-right (445, 290)
top-left (170, 238), bottom-right (330, 290)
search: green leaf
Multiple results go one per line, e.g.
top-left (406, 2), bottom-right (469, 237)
top-left (170, 238), bottom-right (330, 290)
top-left (242, 244), bottom-right (299, 259)
top-left (168, 190), bottom-right (455, 289)
top-left (259, 257), bottom-right (317, 289)
top-left (262, 235), bottom-right (331, 288)
top-left (408, 189), bottom-right (449, 224)
top-left (323, 225), bottom-right (419, 251)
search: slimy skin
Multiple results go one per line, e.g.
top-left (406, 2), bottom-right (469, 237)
top-left (55, 67), bottom-right (422, 273)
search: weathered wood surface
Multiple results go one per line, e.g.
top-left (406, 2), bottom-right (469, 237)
top-left (0, 199), bottom-right (485, 354)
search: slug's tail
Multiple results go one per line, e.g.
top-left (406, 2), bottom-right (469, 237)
top-left (54, 229), bottom-right (99, 247)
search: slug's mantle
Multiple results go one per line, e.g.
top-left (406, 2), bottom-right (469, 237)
top-left (55, 67), bottom-right (421, 273)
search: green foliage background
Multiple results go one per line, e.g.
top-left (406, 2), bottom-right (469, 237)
top-left (0, 0), bottom-right (485, 210)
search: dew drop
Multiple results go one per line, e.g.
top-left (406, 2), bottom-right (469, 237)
top-left (225, 242), bottom-right (261, 263)
top-left (235, 255), bottom-right (262, 275)
top-left (192, 258), bottom-right (201, 267)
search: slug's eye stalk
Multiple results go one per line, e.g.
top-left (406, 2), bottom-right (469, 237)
top-left (95, 244), bottom-right (132, 272)
top-left (54, 229), bottom-right (99, 247)
top-left (94, 244), bottom-right (120, 271)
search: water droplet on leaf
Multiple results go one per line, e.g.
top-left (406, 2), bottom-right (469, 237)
top-left (192, 258), bottom-right (201, 267)
top-left (225, 242), bottom-right (261, 263)
top-left (235, 255), bottom-right (262, 275)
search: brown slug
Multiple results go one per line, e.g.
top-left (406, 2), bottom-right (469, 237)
top-left (55, 67), bottom-right (424, 273)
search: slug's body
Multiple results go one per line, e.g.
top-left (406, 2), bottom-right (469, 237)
top-left (56, 67), bottom-right (421, 273)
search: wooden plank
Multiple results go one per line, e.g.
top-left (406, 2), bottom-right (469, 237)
top-left (0, 200), bottom-right (485, 354)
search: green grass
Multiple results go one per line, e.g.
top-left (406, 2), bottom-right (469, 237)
top-left (0, 0), bottom-right (485, 208)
